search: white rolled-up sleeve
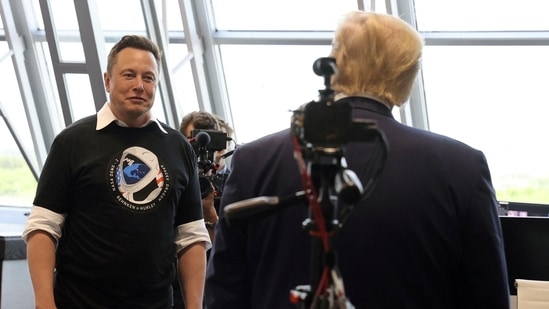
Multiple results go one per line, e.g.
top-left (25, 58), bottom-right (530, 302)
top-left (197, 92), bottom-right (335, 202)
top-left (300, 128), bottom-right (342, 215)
top-left (175, 219), bottom-right (212, 254)
top-left (21, 206), bottom-right (66, 243)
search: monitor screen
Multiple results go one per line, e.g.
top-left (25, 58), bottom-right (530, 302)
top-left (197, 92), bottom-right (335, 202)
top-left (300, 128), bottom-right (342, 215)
top-left (500, 201), bottom-right (549, 217)
top-left (499, 216), bottom-right (549, 295)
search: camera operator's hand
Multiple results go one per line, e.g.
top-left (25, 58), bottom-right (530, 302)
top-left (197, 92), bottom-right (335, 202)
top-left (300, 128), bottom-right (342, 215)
top-left (202, 183), bottom-right (218, 243)
top-left (213, 149), bottom-right (226, 172)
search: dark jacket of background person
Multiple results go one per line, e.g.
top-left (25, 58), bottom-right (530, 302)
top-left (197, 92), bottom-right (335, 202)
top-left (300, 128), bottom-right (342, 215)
top-left (205, 97), bottom-right (510, 308)
top-left (205, 11), bottom-right (509, 309)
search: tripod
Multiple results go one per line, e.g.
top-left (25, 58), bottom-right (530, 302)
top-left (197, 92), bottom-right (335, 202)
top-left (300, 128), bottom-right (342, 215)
top-left (288, 129), bottom-right (362, 309)
top-left (287, 57), bottom-right (388, 308)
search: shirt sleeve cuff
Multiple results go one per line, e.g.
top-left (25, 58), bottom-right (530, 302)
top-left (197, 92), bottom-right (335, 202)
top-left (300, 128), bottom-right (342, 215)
top-left (175, 219), bottom-right (212, 253)
top-left (21, 206), bottom-right (66, 243)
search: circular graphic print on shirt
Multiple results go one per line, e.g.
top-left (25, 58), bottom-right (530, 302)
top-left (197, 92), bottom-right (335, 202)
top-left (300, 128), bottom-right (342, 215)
top-left (107, 146), bottom-right (170, 212)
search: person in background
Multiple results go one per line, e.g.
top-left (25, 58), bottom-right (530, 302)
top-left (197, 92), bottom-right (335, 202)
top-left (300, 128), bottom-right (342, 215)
top-left (179, 110), bottom-right (225, 232)
top-left (22, 35), bottom-right (210, 309)
top-left (179, 111), bottom-right (234, 177)
top-left (179, 111), bottom-right (234, 214)
top-left (179, 111), bottom-right (220, 140)
top-left (212, 115), bottom-right (235, 174)
top-left (205, 11), bottom-right (509, 308)
top-left (173, 111), bottom-right (232, 308)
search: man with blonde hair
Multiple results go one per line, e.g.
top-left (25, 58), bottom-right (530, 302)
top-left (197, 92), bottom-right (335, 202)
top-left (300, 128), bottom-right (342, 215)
top-left (330, 11), bottom-right (423, 107)
top-left (206, 11), bottom-right (509, 308)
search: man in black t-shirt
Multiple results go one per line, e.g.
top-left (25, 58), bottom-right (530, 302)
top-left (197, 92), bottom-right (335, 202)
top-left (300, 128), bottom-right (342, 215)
top-left (23, 35), bottom-right (210, 309)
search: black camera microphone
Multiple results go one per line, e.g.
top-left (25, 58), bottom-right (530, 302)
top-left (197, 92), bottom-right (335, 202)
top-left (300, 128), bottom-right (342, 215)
top-left (224, 191), bottom-right (307, 225)
top-left (313, 57), bottom-right (337, 77)
top-left (195, 131), bottom-right (211, 147)
top-left (194, 131), bottom-right (211, 170)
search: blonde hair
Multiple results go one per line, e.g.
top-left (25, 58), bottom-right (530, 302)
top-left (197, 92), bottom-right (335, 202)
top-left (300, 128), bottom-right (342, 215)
top-left (330, 11), bottom-right (424, 107)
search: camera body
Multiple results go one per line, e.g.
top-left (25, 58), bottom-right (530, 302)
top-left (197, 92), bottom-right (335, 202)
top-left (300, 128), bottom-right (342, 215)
top-left (191, 129), bottom-right (227, 156)
top-left (291, 57), bottom-right (382, 160)
top-left (293, 99), bottom-right (352, 149)
top-left (189, 129), bottom-right (229, 199)
top-left (293, 100), bottom-right (384, 152)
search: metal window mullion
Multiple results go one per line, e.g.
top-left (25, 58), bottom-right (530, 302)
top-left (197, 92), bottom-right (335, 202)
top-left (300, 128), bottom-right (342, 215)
top-left (1, 0), bottom-right (54, 172)
top-left (424, 31), bottom-right (549, 46)
top-left (388, 0), bottom-right (429, 130)
top-left (178, 0), bottom-right (216, 115)
top-left (194, 0), bottom-right (239, 126)
top-left (57, 62), bottom-right (88, 73)
top-left (73, 0), bottom-right (107, 112)
top-left (0, 0), bottom-right (41, 179)
top-left (141, 0), bottom-right (180, 128)
top-left (357, 0), bottom-right (366, 11)
top-left (39, 0), bottom-right (74, 127)
top-left (213, 30), bottom-right (333, 45)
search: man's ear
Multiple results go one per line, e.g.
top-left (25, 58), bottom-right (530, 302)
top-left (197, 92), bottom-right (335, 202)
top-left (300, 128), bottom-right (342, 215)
top-left (104, 72), bottom-right (110, 92)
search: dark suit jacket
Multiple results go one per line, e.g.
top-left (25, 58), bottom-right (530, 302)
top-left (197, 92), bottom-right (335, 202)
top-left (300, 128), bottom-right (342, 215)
top-left (205, 97), bottom-right (510, 308)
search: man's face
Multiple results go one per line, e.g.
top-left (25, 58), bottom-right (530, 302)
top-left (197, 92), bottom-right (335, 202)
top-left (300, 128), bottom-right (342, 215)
top-left (104, 47), bottom-right (158, 126)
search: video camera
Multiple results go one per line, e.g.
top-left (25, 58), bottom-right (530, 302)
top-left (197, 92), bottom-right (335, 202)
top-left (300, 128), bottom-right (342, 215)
top-left (290, 57), bottom-right (388, 204)
top-left (189, 129), bottom-right (230, 199)
top-left (291, 57), bottom-right (384, 157)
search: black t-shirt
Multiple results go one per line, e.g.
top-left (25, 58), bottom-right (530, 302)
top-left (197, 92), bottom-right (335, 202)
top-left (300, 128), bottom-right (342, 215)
top-left (34, 116), bottom-right (203, 308)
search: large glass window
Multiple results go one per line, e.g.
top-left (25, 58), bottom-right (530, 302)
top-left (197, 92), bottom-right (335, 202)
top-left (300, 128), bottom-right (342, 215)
top-left (220, 44), bottom-right (332, 143)
top-left (415, 0), bottom-right (549, 31)
top-left (0, 121), bottom-right (37, 207)
top-left (169, 43), bottom-right (200, 117)
top-left (0, 43), bottom-right (38, 207)
top-left (3, 0), bottom-right (547, 207)
top-left (96, 0), bottom-right (146, 31)
top-left (41, 0), bottom-right (78, 30)
top-left (65, 74), bottom-right (96, 120)
top-left (212, 0), bottom-right (361, 31)
top-left (422, 45), bottom-right (549, 204)
top-left (36, 41), bottom-right (69, 133)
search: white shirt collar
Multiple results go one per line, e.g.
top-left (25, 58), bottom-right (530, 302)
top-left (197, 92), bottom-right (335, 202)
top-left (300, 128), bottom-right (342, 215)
top-left (96, 102), bottom-right (168, 134)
